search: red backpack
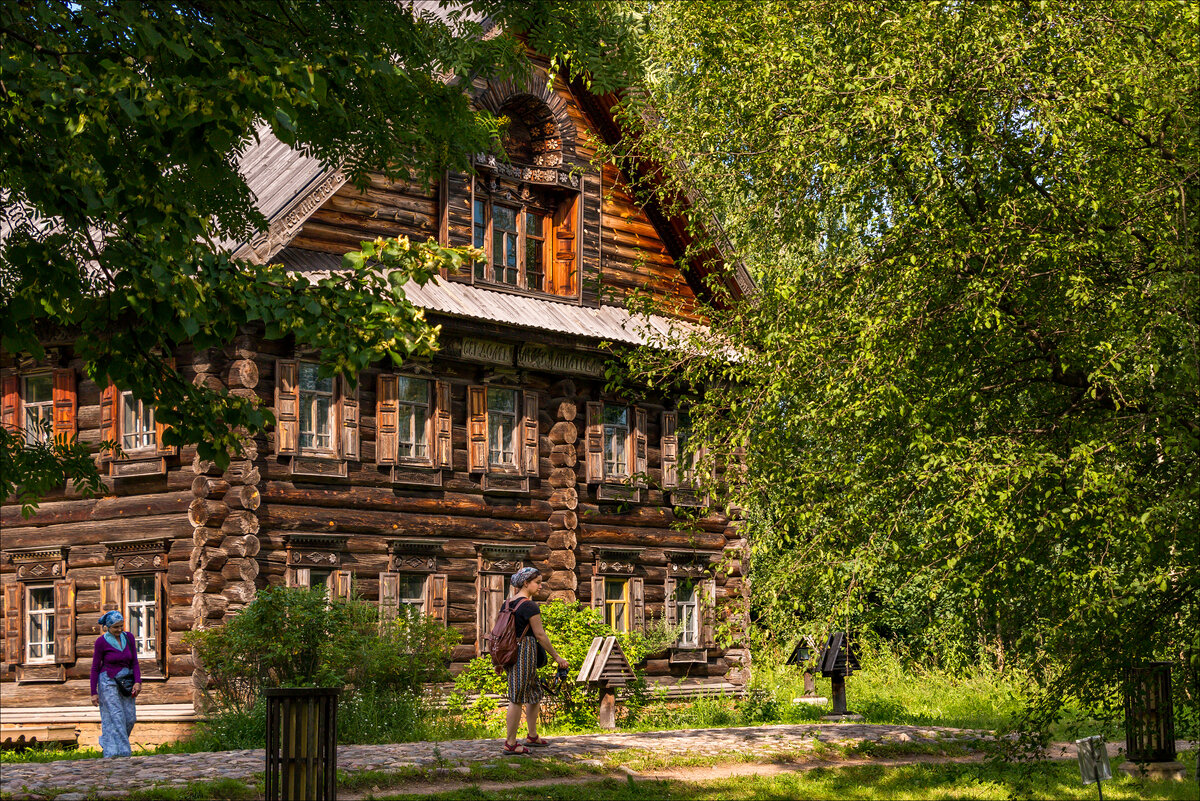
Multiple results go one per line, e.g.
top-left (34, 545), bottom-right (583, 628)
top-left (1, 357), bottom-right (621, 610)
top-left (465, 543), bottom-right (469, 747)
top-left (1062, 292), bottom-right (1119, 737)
top-left (489, 598), bottom-right (532, 675)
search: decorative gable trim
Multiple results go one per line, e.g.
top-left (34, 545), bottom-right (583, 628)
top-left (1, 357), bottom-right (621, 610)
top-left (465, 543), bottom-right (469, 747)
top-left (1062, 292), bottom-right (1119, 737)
top-left (477, 543), bottom-right (533, 575)
top-left (235, 169), bottom-right (347, 264)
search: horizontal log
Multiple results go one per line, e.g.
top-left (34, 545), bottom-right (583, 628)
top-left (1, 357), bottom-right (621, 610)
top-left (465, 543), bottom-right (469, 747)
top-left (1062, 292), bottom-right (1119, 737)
top-left (260, 484), bottom-right (553, 521)
top-left (547, 510), bottom-right (578, 530)
top-left (550, 444), bottom-right (577, 467)
top-left (167, 584), bottom-right (193, 606)
top-left (193, 526), bottom-right (225, 547)
top-left (192, 569), bottom-right (224, 594)
top-left (554, 399), bottom-right (577, 422)
top-left (549, 379), bottom-right (576, 398)
top-left (261, 504), bottom-right (549, 539)
top-left (547, 467), bottom-right (577, 488)
top-left (548, 488), bottom-right (578, 510)
top-left (226, 359), bottom-right (259, 390)
top-left (547, 530), bottom-right (578, 550)
top-left (548, 421), bottom-right (577, 445)
top-left (220, 534), bottom-right (260, 558)
top-left (192, 475), bottom-right (230, 500)
top-left (192, 547), bottom-right (228, 572)
top-left (191, 348), bottom-right (225, 374)
top-left (546, 570), bottom-right (578, 591)
top-left (2, 491), bottom-right (193, 529)
top-left (192, 593), bottom-right (228, 620)
top-left (168, 606), bottom-right (195, 632)
top-left (221, 559), bottom-right (259, 582)
top-left (220, 510), bottom-right (260, 535)
top-left (192, 454), bottom-right (223, 476)
top-left (546, 551), bottom-right (577, 570)
top-left (225, 580), bottom-right (257, 604)
top-left (192, 372), bottom-right (224, 392)
top-left (167, 561), bottom-right (193, 585)
top-left (226, 485), bottom-right (261, 511)
top-left (188, 498), bottom-right (228, 528)
top-left (579, 524), bottom-right (727, 550)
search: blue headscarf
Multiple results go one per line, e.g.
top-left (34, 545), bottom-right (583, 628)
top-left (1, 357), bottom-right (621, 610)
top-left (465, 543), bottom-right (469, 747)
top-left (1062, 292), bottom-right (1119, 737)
top-left (98, 610), bottom-right (126, 651)
top-left (510, 566), bottom-right (541, 589)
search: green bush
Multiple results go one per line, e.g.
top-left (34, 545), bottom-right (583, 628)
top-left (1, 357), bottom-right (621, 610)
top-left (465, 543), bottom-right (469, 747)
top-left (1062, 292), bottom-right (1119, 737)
top-left (183, 586), bottom-right (457, 746)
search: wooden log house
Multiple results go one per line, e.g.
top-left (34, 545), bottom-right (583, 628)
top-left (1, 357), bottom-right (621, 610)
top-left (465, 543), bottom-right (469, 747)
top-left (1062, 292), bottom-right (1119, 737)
top-left (0, 51), bottom-right (755, 744)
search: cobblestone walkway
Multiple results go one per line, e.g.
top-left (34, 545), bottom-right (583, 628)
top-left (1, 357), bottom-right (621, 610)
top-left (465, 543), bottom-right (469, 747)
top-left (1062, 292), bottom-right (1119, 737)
top-left (1, 723), bottom-right (991, 799)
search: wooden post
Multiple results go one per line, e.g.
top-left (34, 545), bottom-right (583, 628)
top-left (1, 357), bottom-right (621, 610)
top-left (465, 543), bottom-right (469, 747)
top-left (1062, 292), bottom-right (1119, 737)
top-left (830, 675), bottom-right (847, 716)
top-left (598, 685), bottom-right (617, 729)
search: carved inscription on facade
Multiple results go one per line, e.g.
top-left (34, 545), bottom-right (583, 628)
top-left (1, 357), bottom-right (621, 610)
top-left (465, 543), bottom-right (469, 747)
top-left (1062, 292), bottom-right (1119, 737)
top-left (461, 338), bottom-right (514, 367)
top-left (517, 345), bottom-right (604, 377)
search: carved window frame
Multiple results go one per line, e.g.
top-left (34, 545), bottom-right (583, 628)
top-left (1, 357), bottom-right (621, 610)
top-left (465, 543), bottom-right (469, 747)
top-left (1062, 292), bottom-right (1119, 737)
top-left (101, 537), bottom-right (171, 677)
top-left (285, 534), bottom-right (347, 590)
top-left (475, 544), bottom-right (533, 654)
top-left (3, 546), bottom-right (73, 681)
top-left (275, 359), bottom-right (359, 478)
top-left (1, 362), bottom-right (77, 451)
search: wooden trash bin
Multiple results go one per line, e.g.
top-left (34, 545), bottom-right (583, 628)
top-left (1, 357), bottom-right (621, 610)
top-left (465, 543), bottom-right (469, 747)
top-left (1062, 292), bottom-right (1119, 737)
top-left (265, 687), bottom-right (340, 801)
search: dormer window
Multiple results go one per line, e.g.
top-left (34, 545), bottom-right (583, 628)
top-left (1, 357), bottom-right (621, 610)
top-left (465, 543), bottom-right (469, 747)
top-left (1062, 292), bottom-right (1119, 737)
top-left (472, 191), bottom-right (559, 293)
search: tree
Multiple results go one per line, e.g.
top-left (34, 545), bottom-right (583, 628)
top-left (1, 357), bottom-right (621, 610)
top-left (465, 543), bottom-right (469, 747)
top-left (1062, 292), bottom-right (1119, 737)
top-left (613, 0), bottom-right (1198, 734)
top-left (0, 0), bottom-right (639, 511)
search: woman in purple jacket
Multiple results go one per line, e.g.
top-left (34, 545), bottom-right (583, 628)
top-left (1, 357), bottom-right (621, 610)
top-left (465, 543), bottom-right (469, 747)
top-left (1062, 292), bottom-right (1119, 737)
top-left (90, 610), bottom-right (140, 757)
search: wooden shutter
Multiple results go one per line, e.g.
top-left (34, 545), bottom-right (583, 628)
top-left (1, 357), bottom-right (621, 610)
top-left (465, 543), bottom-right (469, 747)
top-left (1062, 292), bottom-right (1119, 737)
top-left (660, 411), bottom-right (678, 489)
top-left (426, 574), bottom-right (448, 624)
top-left (339, 375), bottom-right (360, 460)
top-left (53, 579), bottom-right (76, 664)
top-left (274, 360), bottom-right (300, 456)
top-left (549, 193), bottom-right (578, 297)
top-left (99, 575), bottom-right (122, 616)
top-left (155, 357), bottom-right (178, 456)
top-left (434, 380), bottom-right (452, 468)
top-left (0, 374), bottom-right (18, 434)
top-left (379, 572), bottom-right (400, 623)
top-left (590, 575), bottom-right (605, 612)
top-left (633, 408), bottom-right (648, 486)
top-left (585, 402), bottom-right (603, 483)
top-left (157, 572), bottom-right (170, 675)
top-left (376, 374), bottom-right (398, 465)
top-left (466, 385), bottom-right (487, 472)
top-left (52, 368), bottom-right (78, 444)
top-left (478, 574), bottom-right (505, 653)
top-left (291, 567), bottom-right (311, 589)
top-left (522, 390), bottom-right (540, 477)
top-left (700, 578), bottom-right (717, 648)
top-left (332, 570), bottom-right (353, 601)
top-left (663, 576), bottom-right (678, 638)
top-left (3, 582), bottom-right (22, 664)
top-left (99, 380), bottom-right (118, 462)
top-left (630, 577), bottom-right (645, 633)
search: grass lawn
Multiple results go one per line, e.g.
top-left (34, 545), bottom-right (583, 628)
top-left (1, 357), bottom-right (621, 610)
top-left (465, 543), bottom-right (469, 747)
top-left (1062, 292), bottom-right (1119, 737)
top-left (366, 754), bottom-right (1199, 801)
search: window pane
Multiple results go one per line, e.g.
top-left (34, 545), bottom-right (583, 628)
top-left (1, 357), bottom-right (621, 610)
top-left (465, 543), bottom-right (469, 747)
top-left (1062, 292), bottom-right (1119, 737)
top-left (525, 236), bottom-right (543, 292)
top-left (473, 199), bottom-right (487, 248)
top-left (525, 212), bottom-right (543, 237)
top-left (127, 576), bottom-right (157, 657)
top-left (411, 406), bottom-right (428, 457)
top-left (505, 236), bottom-right (517, 284)
top-left (602, 406), bottom-right (628, 426)
top-left (397, 377), bottom-right (429, 403)
top-left (487, 388), bottom-right (516, 414)
top-left (298, 363), bottom-right (333, 394)
top-left (24, 375), bottom-right (52, 404)
top-left (398, 575), bottom-right (425, 605)
top-left (310, 570), bottom-right (331, 592)
top-left (489, 413), bottom-right (515, 465)
top-left (494, 206), bottom-right (517, 232)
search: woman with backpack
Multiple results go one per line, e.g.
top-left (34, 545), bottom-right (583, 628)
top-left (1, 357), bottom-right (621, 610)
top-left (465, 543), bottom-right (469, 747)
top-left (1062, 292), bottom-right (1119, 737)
top-left (499, 567), bottom-right (569, 755)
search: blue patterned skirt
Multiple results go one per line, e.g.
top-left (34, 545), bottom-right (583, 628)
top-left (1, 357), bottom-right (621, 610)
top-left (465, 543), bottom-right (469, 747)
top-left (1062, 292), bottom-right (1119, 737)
top-left (506, 635), bottom-right (543, 705)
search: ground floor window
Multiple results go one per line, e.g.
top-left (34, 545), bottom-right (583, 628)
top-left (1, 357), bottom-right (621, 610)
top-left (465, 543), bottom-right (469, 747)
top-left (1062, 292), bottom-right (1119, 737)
top-left (676, 581), bottom-right (700, 648)
top-left (604, 578), bottom-right (630, 633)
top-left (25, 585), bottom-right (55, 664)
top-left (125, 575), bottom-right (158, 659)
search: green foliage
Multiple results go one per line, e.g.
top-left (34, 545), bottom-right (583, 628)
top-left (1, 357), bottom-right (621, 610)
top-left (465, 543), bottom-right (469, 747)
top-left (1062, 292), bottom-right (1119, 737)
top-left (612, 0), bottom-right (1200, 737)
top-left (0, 428), bottom-right (104, 517)
top-left (0, 0), bottom-right (640, 511)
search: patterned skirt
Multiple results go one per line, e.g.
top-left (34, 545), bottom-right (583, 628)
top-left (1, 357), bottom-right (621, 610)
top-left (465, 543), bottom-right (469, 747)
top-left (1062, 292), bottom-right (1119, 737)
top-left (506, 635), bottom-right (543, 705)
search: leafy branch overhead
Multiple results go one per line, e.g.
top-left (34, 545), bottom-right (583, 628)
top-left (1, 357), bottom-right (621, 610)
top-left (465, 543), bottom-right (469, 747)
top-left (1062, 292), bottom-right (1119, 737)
top-left (612, 0), bottom-right (1198, 733)
top-left (0, 0), bottom-right (641, 505)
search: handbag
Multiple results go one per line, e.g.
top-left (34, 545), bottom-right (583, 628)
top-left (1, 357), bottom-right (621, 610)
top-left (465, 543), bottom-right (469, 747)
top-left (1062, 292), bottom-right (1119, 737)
top-left (115, 672), bottom-right (136, 697)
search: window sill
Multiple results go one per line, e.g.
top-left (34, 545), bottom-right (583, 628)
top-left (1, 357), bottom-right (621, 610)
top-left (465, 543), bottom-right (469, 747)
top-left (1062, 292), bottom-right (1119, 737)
top-left (109, 456), bottom-right (166, 478)
top-left (468, 279), bottom-right (582, 306)
top-left (16, 664), bottom-right (66, 683)
top-left (668, 648), bottom-right (708, 665)
top-left (481, 473), bottom-right (530, 495)
top-left (289, 455), bottom-right (348, 479)
top-left (597, 482), bottom-right (642, 503)
top-left (388, 463), bottom-right (444, 488)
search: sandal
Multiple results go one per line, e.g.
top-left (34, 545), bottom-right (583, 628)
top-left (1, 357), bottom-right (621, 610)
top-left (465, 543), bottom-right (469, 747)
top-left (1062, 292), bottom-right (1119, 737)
top-left (525, 736), bottom-right (550, 747)
top-left (503, 741), bottom-right (532, 755)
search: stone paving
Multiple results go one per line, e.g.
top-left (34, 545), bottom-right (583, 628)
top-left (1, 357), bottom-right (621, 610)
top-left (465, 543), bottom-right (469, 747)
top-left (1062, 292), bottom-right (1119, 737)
top-left (0, 723), bottom-right (993, 799)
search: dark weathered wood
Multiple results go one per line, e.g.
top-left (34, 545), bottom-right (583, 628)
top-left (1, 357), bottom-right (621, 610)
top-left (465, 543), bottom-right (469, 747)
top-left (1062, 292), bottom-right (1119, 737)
top-left (220, 559), bottom-right (259, 582)
top-left (193, 526), bottom-right (225, 547)
top-left (221, 534), bottom-right (260, 558)
top-left (226, 485), bottom-right (261, 511)
top-left (550, 444), bottom-right (577, 467)
top-left (548, 510), bottom-right (578, 530)
top-left (226, 359), bottom-right (259, 389)
top-left (193, 454), bottom-right (223, 476)
top-left (192, 476), bottom-right (230, 499)
top-left (192, 592), bottom-right (228, 620)
top-left (1, 491), bottom-right (192, 529)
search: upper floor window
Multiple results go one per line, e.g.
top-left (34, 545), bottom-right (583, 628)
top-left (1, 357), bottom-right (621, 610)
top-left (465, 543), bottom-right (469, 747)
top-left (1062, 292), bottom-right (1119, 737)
top-left (487, 387), bottom-right (519, 468)
top-left (602, 406), bottom-right (630, 478)
top-left (2, 369), bottom-right (77, 448)
top-left (585, 402), bottom-right (647, 487)
top-left (22, 375), bottom-right (53, 445)
top-left (396, 378), bottom-right (431, 461)
top-left (473, 196), bottom-right (551, 292)
top-left (121, 391), bottom-right (156, 452)
top-left (298, 363), bottom-right (335, 453)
